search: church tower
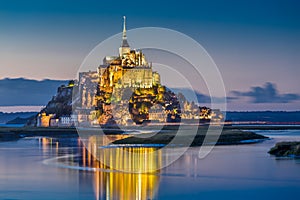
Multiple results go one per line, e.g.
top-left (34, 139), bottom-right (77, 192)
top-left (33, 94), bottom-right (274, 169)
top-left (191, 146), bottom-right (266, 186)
top-left (119, 16), bottom-right (131, 57)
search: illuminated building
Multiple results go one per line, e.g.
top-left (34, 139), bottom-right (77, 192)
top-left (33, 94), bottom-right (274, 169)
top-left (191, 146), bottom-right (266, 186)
top-left (36, 112), bottom-right (53, 127)
top-left (97, 16), bottom-right (160, 90)
top-left (74, 17), bottom-right (223, 126)
top-left (78, 71), bottom-right (98, 109)
top-left (77, 17), bottom-right (180, 125)
top-left (32, 17), bottom-right (225, 127)
top-left (199, 107), bottom-right (224, 123)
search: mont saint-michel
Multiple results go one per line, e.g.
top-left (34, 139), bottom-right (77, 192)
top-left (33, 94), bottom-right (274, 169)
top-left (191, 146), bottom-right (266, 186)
top-left (1, 17), bottom-right (264, 149)
top-left (1, 2), bottom-right (300, 200)
top-left (35, 17), bottom-right (223, 128)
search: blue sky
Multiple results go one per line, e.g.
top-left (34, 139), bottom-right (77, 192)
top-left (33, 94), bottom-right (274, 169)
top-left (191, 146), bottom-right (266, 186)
top-left (0, 0), bottom-right (299, 110)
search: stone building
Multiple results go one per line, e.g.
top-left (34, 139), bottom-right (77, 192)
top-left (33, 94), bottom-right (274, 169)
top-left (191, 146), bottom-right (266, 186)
top-left (76, 16), bottom-right (177, 125)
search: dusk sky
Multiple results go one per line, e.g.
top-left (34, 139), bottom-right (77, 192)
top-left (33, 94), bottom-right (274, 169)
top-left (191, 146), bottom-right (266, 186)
top-left (0, 0), bottom-right (299, 111)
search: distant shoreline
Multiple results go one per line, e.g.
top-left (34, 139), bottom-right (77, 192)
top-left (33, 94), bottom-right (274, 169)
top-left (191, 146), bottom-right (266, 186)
top-left (2, 124), bottom-right (300, 132)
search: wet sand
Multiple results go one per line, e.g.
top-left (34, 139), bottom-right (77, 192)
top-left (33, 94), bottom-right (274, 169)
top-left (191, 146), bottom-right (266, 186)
top-left (0, 125), bottom-right (273, 145)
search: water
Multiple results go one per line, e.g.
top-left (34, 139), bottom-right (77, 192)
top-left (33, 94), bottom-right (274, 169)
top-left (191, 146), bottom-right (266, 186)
top-left (0, 124), bottom-right (25, 128)
top-left (1, 130), bottom-right (300, 200)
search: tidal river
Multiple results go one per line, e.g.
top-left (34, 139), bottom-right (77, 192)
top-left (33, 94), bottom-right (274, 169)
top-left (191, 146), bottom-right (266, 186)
top-left (0, 130), bottom-right (300, 200)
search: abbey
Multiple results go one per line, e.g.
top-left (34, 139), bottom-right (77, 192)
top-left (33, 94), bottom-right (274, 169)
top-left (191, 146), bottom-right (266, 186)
top-left (99, 16), bottom-right (161, 90)
top-left (77, 17), bottom-right (180, 125)
top-left (35, 17), bottom-right (223, 127)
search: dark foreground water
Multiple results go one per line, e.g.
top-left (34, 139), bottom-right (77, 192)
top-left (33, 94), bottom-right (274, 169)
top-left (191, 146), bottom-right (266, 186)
top-left (1, 130), bottom-right (300, 200)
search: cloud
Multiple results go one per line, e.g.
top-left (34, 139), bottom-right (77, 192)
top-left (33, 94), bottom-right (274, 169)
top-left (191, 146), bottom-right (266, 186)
top-left (231, 82), bottom-right (300, 103)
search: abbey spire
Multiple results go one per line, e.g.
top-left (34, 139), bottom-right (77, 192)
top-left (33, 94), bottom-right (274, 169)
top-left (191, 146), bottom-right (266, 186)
top-left (119, 16), bottom-right (130, 56)
top-left (121, 16), bottom-right (129, 48)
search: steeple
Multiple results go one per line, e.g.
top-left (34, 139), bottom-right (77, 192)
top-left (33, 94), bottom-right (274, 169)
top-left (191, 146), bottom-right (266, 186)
top-left (121, 16), bottom-right (130, 47)
top-left (119, 16), bottom-right (130, 57)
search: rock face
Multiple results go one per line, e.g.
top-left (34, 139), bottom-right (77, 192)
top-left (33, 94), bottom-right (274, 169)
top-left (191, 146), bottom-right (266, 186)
top-left (27, 81), bottom-right (79, 126)
top-left (40, 81), bottom-right (78, 118)
top-left (268, 142), bottom-right (300, 157)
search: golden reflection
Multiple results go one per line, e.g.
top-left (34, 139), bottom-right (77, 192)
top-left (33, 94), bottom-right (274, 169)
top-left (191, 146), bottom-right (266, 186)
top-left (92, 166), bottom-right (159, 200)
top-left (84, 135), bottom-right (162, 173)
top-left (40, 137), bottom-right (53, 154)
top-left (83, 135), bottom-right (161, 200)
top-left (40, 136), bottom-right (161, 200)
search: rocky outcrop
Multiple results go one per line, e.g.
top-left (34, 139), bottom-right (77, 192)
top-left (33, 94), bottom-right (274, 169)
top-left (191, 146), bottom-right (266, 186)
top-left (269, 142), bottom-right (300, 157)
top-left (27, 81), bottom-right (78, 126)
top-left (39, 81), bottom-right (79, 117)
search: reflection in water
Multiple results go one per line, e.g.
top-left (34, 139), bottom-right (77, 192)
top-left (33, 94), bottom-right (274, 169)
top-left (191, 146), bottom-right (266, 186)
top-left (92, 162), bottom-right (159, 200)
top-left (85, 135), bottom-right (162, 173)
top-left (40, 136), bottom-right (161, 200)
top-left (3, 131), bottom-right (300, 200)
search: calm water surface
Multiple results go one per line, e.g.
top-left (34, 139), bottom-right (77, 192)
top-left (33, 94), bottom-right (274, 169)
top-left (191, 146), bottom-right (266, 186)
top-left (1, 130), bottom-right (300, 200)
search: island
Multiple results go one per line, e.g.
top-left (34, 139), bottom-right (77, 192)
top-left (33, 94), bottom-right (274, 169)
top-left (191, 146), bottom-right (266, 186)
top-left (269, 141), bottom-right (300, 157)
